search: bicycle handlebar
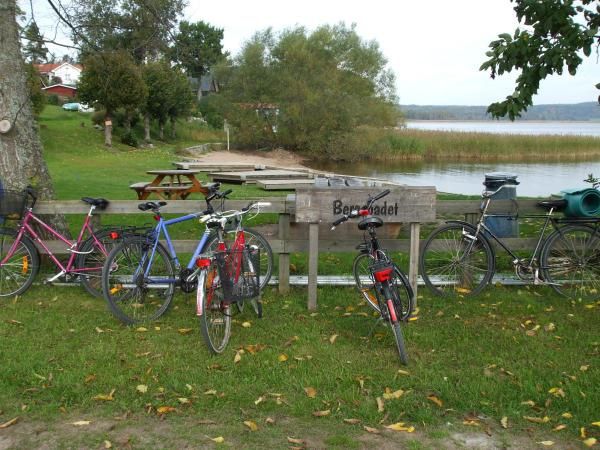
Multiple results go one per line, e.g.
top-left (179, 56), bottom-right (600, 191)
top-left (369, 189), bottom-right (390, 205)
top-left (331, 189), bottom-right (390, 230)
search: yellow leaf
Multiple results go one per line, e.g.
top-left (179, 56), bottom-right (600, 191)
top-left (548, 387), bottom-right (566, 398)
top-left (0, 417), bottom-right (18, 429)
top-left (103, 440), bottom-right (112, 449)
top-left (135, 327), bottom-right (147, 332)
top-left (376, 397), bottom-right (385, 412)
top-left (524, 416), bottom-right (550, 424)
top-left (177, 398), bottom-right (190, 404)
top-left (278, 353), bottom-right (288, 362)
top-left (383, 389), bottom-right (405, 400)
top-left (242, 321), bottom-right (251, 328)
top-left (363, 426), bottom-right (380, 434)
top-left (234, 351), bottom-right (242, 364)
top-left (312, 409), bottom-right (331, 417)
top-left (177, 328), bottom-right (193, 335)
top-left (243, 420), bottom-right (258, 431)
top-left (93, 389), bottom-right (115, 402)
top-left (537, 441), bottom-right (554, 446)
top-left (287, 437), bottom-right (305, 445)
top-left (592, 422), bottom-right (600, 427)
top-left (580, 365), bottom-right (590, 372)
top-left (344, 418), bottom-right (361, 424)
top-left (254, 396), bottom-right (265, 405)
top-left (583, 438), bottom-right (597, 448)
top-left (204, 389), bottom-right (217, 395)
top-left (304, 387), bottom-right (317, 398)
top-left (211, 436), bottom-right (225, 444)
top-left (136, 385), bottom-right (148, 394)
top-left (427, 394), bottom-right (443, 407)
top-left (265, 417), bottom-right (275, 425)
top-left (553, 424), bottom-right (567, 431)
top-left (500, 416), bottom-right (508, 429)
top-left (71, 420), bottom-right (91, 426)
top-left (397, 369), bottom-right (410, 376)
top-left (157, 406), bottom-right (176, 414)
top-left (521, 400), bottom-right (536, 407)
top-left (581, 427), bottom-right (587, 439)
top-left (329, 334), bottom-right (338, 344)
top-left (385, 422), bottom-right (415, 432)
top-left (562, 412), bottom-right (573, 419)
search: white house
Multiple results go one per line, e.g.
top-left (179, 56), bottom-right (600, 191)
top-left (34, 62), bottom-right (83, 86)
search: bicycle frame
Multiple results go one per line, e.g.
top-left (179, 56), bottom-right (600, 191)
top-left (1, 206), bottom-right (106, 275)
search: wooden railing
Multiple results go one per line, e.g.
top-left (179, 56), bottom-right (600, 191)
top-left (28, 194), bottom-right (553, 308)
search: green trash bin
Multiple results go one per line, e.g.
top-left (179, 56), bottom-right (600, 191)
top-left (561, 188), bottom-right (600, 217)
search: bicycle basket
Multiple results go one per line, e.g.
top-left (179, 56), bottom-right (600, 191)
top-left (214, 246), bottom-right (260, 303)
top-left (0, 190), bottom-right (29, 220)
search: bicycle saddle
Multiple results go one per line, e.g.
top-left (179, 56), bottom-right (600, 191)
top-left (138, 201), bottom-right (167, 211)
top-left (204, 182), bottom-right (221, 193)
top-left (537, 199), bottom-right (567, 211)
top-left (358, 216), bottom-right (384, 230)
top-left (81, 197), bottom-right (109, 210)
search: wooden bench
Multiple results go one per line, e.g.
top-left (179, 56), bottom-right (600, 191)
top-left (129, 182), bottom-right (151, 198)
top-left (142, 185), bottom-right (189, 200)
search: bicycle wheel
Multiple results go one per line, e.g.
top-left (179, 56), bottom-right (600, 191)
top-left (102, 237), bottom-right (176, 325)
top-left (243, 247), bottom-right (263, 318)
top-left (0, 229), bottom-right (39, 297)
top-left (420, 223), bottom-right (494, 297)
top-left (541, 225), bottom-right (600, 301)
top-left (205, 228), bottom-right (273, 289)
top-left (77, 229), bottom-right (121, 298)
top-left (391, 321), bottom-right (409, 365)
top-left (198, 259), bottom-right (232, 353)
top-left (389, 264), bottom-right (414, 321)
top-left (352, 253), bottom-right (380, 312)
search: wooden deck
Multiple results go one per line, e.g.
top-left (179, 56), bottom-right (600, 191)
top-left (209, 169), bottom-right (313, 184)
top-left (256, 179), bottom-right (316, 190)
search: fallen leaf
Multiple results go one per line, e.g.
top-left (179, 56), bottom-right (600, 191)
top-left (500, 416), bottom-right (508, 429)
top-left (427, 394), bottom-right (443, 407)
top-left (580, 365), bottom-right (589, 372)
top-left (376, 397), bottom-right (385, 412)
top-left (95, 327), bottom-right (104, 333)
top-left (312, 409), bottom-right (331, 417)
top-left (103, 440), bottom-right (112, 449)
top-left (265, 417), bottom-right (275, 424)
top-left (287, 437), bottom-right (305, 445)
top-left (243, 420), bottom-right (258, 431)
top-left (553, 424), bottom-right (567, 431)
top-left (177, 328), bottom-right (193, 335)
top-left (304, 387), bottom-right (317, 398)
top-left (204, 389), bottom-right (217, 395)
top-left (562, 412), bottom-right (573, 419)
top-left (521, 400), bottom-right (536, 407)
top-left (385, 422), bottom-right (415, 432)
top-left (93, 389), bottom-right (115, 401)
top-left (581, 427), bottom-right (587, 439)
top-left (592, 422), bottom-right (600, 427)
top-left (234, 351), bottom-right (242, 364)
top-left (284, 336), bottom-right (299, 347)
top-left (135, 327), bottom-right (148, 332)
top-left (583, 438), bottom-right (597, 448)
top-left (136, 385), bottom-right (148, 394)
top-left (523, 416), bottom-right (550, 424)
top-left (84, 374), bottom-right (96, 384)
top-left (0, 417), bottom-right (18, 429)
top-left (277, 354), bottom-right (288, 362)
top-left (363, 426), bottom-right (380, 434)
top-left (241, 321), bottom-right (251, 328)
top-left (329, 334), bottom-right (338, 344)
top-left (157, 406), bottom-right (176, 414)
top-left (211, 436), bottom-right (225, 444)
top-left (548, 387), bottom-right (566, 398)
top-left (397, 369), bottom-right (410, 376)
top-left (177, 398), bottom-right (190, 404)
top-left (383, 389), bottom-right (404, 400)
top-left (537, 441), bottom-right (554, 446)
top-left (344, 418), bottom-right (361, 425)
top-left (254, 396), bottom-right (266, 405)
top-left (71, 420), bottom-right (91, 426)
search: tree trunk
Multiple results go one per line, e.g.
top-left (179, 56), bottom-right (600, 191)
top-left (159, 122), bottom-right (164, 140)
top-left (104, 112), bottom-right (113, 146)
top-left (144, 113), bottom-right (151, 142)
top-left (0, 0), bottom-right (69, 235)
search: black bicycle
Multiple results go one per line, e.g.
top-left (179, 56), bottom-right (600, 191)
top-left (332, 189), bottom-right (414, 365)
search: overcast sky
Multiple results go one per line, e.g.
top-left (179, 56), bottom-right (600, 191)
top-left (27, 0), bottom-right (599, 106)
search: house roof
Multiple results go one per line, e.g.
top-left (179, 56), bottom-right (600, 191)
top-left (34, 62), bottom-right (83, 74)
top-left (42, 84), bottom-right (78, 91)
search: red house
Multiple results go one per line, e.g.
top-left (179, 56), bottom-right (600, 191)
top-left (42, 84), bottom-right (77, 98)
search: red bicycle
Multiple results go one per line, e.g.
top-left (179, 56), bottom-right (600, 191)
top-left (0, 187), bottom-right (121, 298)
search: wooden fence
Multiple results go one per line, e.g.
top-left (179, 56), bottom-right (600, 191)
top-left (30, 194), bottom-right (550, 309)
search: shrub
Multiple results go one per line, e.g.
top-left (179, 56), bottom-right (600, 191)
top-left (120, 131), bottom-right (139, 148)
top-left (47, 94), bottom-right (60, 106)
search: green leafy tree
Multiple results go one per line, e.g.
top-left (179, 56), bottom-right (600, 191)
top-left (480, 0), bottom-right (600, 120)
top-left (25, 63), bottom-right (46, 116)
top-left (22, 22), bottom-right (48, 63)
top-left (170, 21), bottom-right (226, 98)
top-left (167, 68), bottom-right (194, 136)
top-left (77, 50), bottom-right (147, 146)
top-left (216, 24), bottom-right (399, 156)
top-left (141, 61), bottom-right (173, 141)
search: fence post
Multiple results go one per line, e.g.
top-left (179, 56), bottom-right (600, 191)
top-left (409, 222), bottom-right (420, 308)
top-left (308, 222), bottom-right (319, 310)
top-left (278, 213), bottom-right (290, 294)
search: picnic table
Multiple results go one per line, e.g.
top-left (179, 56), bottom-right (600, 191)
top-left (130, 169), bottom-right (210, 200)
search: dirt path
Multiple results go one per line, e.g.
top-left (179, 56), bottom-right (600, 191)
top-left (186, 148), bottom-right (311, 170)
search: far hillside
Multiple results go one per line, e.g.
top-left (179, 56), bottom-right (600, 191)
top-left (401, 102), bottom-right (600, 121)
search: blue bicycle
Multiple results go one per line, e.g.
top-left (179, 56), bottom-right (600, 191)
top-left (101, 184), bottom-right (273, 324)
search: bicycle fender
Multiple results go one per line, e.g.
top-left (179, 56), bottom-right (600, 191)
top-left (196, 271), bottom-right (207, 316)
top-left (444, 220), bottom-right (477, 230)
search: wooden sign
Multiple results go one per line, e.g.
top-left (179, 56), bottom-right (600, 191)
top-left (294, 187), bottom-right (436, 223)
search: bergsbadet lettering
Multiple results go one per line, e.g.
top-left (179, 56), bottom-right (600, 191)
top-left (332, 199), bottom-right (399, 216)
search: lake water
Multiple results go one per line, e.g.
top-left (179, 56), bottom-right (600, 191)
top-left (314, 120), bottom-right (600, 196)
top-left (407, 120), bottom-right (600, 136)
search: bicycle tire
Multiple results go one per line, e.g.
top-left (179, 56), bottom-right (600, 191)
top-left (205, 228), bottom-right (273, 289)
top-left (420, 223), bottom-right (494, 297)
top-left (244, 247), bottom-right (263, 318)
top-left (352, 253), bottom-right (380, 312)
top-left (541, 224), bottom-right (600, 301)
top-left (391, 321), bottom-right (409, 365)
top-left (76, 229), bottom-right (121, 298)
top-left (0, 228), bottom-right (39, 297)
top-left (198, 259), bottom-right (232, 353)
top-left (102, 236), bottom-right (176, 325)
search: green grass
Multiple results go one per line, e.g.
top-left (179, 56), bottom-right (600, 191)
top-left (0, 284), bottom-right (598, 448)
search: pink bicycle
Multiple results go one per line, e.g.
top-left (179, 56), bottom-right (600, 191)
top-left (0, 187), bottom-right (121, 298)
